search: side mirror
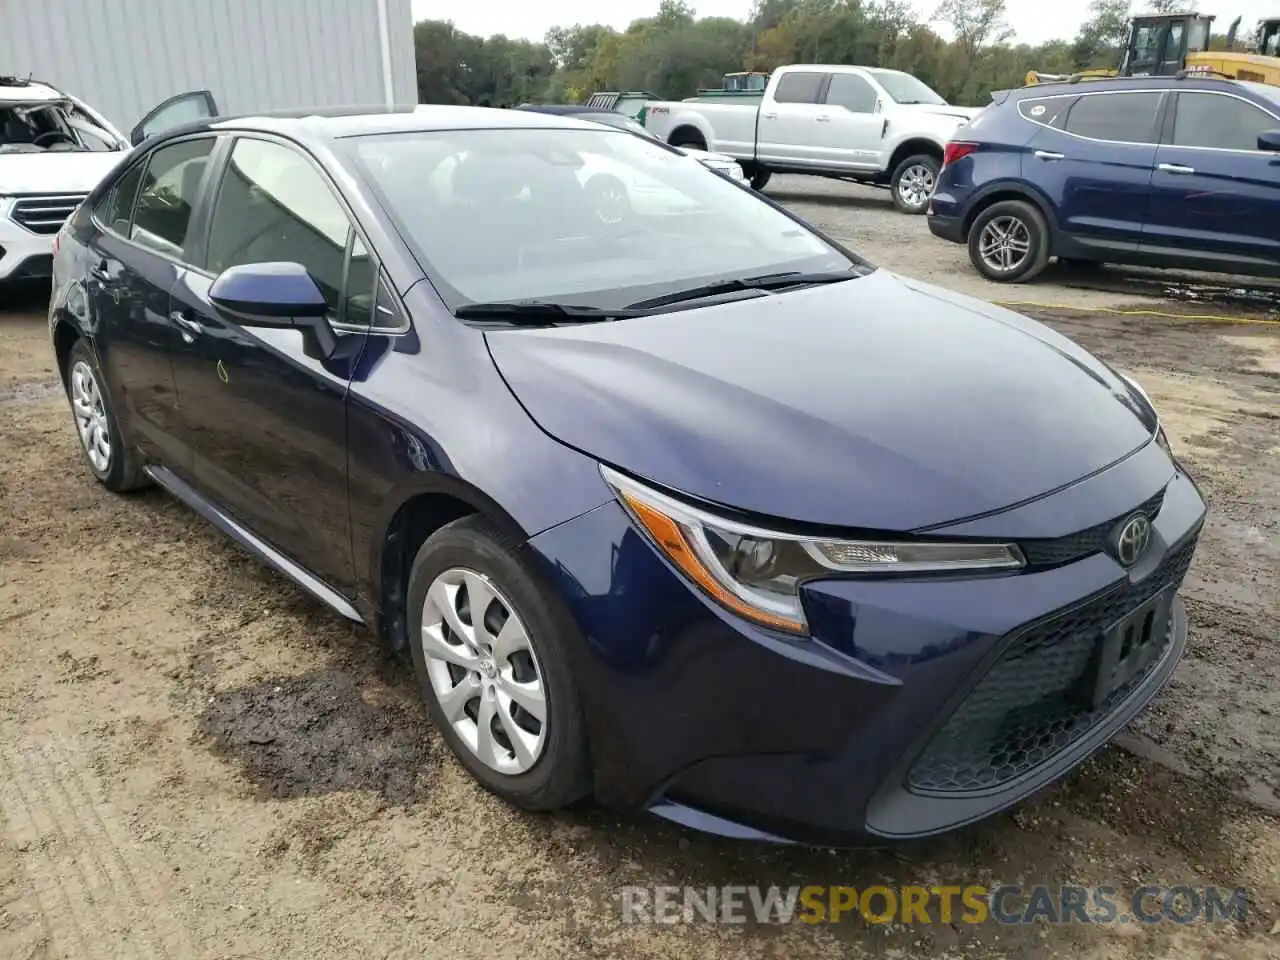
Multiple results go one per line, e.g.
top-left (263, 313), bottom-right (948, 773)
top-left (209, 262), bottom-right (337, 358)
top-left (1258, 129), bottom-right (1280, 152)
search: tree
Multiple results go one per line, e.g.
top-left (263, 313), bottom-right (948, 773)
top-left (1073, 0), bottom-right (1130, 67)
top-left (1145, 0), bottom-right (1187, 13)
top-left (932, 0), bottom-right (1013, 58)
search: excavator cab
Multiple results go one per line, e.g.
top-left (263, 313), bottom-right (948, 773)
top-left (1119, 12), bottom-right (1215, 76)
top-left (1257, 17), bottom-right (1280, 56)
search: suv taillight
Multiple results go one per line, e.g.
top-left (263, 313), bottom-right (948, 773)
top-left (942, 141), bottom-right (979, 167)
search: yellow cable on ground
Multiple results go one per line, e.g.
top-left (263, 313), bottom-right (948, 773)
top-left (992, 299), bottom-right (1280, 327)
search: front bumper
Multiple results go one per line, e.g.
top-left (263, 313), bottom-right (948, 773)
top-left (528, 459), bottom-right (1206, 845)
top-left (0, 225), bottom-right (54, 281)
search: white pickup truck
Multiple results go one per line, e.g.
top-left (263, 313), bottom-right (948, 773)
top-left (643, 64), bottom-right (983, 214)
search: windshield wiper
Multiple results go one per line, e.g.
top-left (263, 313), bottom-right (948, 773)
top-left (626, 270), bottom-right (859, 311)
top-left (453, 301), bottom-right (649, 325)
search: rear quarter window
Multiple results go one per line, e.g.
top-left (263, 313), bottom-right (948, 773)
top-left (1018, 97), bottom-right (1075, 129)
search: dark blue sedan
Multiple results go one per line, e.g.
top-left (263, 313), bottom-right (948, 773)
top-left (48, 104), bottom-right (1206, 844)
top-left (928, 74), bottom-right (1280, 283)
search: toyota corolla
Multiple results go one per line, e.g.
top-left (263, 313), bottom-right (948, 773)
top-left (47, 105), bottom-right (1205, 844)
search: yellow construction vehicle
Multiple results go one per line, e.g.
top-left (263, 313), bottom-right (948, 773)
top-left (1026, 12), bottom-right (1280, 86)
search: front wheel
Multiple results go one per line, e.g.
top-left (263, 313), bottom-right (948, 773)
top-left (890, 154), bottom-right (940, 214)
top-left (406, 515), bottom-right (591, 811)
top-left (966, 200), bottom-right (1052, 283)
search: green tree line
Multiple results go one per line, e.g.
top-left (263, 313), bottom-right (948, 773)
top-left (414, 0), bottom-right (1146, 108)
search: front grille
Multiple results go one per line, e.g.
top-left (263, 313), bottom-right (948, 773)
top-left (1019, 487), bottom-right (1166, 567)
top-left (10, 194), bottom-right (86, 235)
top-left (906, 532), bottom-right (1197, 795)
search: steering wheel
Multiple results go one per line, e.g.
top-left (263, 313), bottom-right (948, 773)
top-left (33, 131), bottom-right (75, 148)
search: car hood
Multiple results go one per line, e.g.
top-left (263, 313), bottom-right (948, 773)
top-left (0, 151), bottom-right (127, 194)
top-left (485, 270), bottom-right (1156, 531)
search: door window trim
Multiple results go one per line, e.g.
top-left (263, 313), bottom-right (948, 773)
top-left (1015, 89), bottom-right (1169, 146)
top-left (1162, 90), bottom-right (1280, 155)
top-left (89, 132), bottom-right (220, 271)
top-left (195, 131), bottom-right (410, 335)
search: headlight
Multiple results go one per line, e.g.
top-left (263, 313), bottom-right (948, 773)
top-left (602, 467), bottom-right (1025, 635)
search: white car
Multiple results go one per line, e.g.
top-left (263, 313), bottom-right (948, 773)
top-left (0, 77), bottom-right (217, 283)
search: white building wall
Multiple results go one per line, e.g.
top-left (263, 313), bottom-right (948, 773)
top-left (0, 0), bottom-right (418, 130)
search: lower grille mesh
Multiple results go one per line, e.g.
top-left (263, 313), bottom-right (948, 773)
top-left (906, 534), bottom-right (1197, 795)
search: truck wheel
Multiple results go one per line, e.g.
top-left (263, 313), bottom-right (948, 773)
top-left (890, 154), bottom-right (940, 214)
top-left (746, 166), bottom-right (772, 191)
top-left (967, 200), bottom-right (1051, 283)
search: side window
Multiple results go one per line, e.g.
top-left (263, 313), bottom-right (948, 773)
top-left (96, 160), bottom-right (146, 235)
top-left (343, 234), bottom-right (376, 327)
top-left (131, 137), bottom-right (216, 258)
top-left (824, 74), bottom-right (877, 113)
top-left (1171, 93), bottom-right (1278, 152)
top-left (1018, 96), bottom-right (1074, 129)
top-left (1064, 92), bottom-right (1163, 143)
top-left (205, 137), bottom-right (352, 317)
top-left (773, 72), bottom-right (824, 104)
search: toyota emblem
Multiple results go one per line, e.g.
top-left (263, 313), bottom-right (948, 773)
top-left (1113, 513), bottom-right (1152, 567)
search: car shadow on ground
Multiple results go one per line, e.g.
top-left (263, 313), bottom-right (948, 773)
top-left (764, 187), bottom-right (896, 212)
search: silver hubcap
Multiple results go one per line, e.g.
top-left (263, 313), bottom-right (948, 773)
top-left (69, 360), bottom-right (111, 473)
top-left (897, 164), bottom-right (936, 209)
top-left (978, 216), bottom-right (1032, 273)
top-left (420, 568), bottom-right (548, 775)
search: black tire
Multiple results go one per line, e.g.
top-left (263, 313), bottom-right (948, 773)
top-left (890, 153), bottom-right (940, 214)
top-left (746, 165), bottom-right (772, 191)
top-left (966, 200), bottom-right (1052, 283)
top-left (63, 338), bottom-right (148, 492)
top-left (406, 514), bottom-right (591, 811)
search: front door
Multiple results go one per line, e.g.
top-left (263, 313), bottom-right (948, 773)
top-left (129, 90), bottom-right (220, 146)
top-left (816, 73), bottom-right (885, 171)
top-left (168, 135), bottom-right (372, 594)
top-left (1142, 90), bottom-right (1280, 269)
top-left (85, 137), bottom-right (216, 470)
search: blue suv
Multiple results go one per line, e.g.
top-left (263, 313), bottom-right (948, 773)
top-left (928, 74), bottom-right (1280, 282)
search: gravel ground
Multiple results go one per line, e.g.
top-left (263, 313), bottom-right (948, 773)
top-left (0, 176), bottom-right (1277, 959)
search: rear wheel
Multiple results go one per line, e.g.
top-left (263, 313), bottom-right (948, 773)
top-left (890, 153), bottom-right (940, 214)
top-left (64, 339), bottom-right (147, 492)
top-left (967, 200), bottom-right (1052, 283)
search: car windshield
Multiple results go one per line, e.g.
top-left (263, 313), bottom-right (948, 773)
top-left (346, 127), bottom-right (861, 310)
top-left (0, 100), bottom-right (115, 153)
top-left (867, 70), bottom-right (948, 106)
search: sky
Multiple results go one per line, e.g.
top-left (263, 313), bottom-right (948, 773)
top-left (411, 0), bottom-right (1280, 48)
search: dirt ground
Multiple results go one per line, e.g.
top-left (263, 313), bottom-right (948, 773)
top-left (1, 176), bottom-right (1277, 959)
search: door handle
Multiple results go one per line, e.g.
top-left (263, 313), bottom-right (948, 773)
top-left (1158, 162), bottom-right (1195, 174)
top-left (1033, 150), bottom-right (1065, 160)
top-left (815, 115), bottom-right (831, 122)
top-left (762, 112), bottom-right (778, 120)
top-left (170, 310), bottom-right (204, 342)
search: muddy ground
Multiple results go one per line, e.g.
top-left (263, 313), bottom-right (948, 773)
top-left (0, 177), bottom-right (1277, 959)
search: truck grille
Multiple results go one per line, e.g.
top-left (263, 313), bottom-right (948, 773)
top-left (10, 194), bottom-right (86, 235)
top-left (906, 531), bottom-right (1198, 796)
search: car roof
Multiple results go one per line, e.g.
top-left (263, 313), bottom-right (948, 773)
top-left (149, 103), bottom-right (606, 148)
top-left (1009, 74), bottom-right (1246, 98)
top-left (0, 77), bottom-right (66, 103)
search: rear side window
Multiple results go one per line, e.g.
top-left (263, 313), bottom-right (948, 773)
top-left (773, 72), bottom-right (824, 104)
top-left (96, 161), bottom-right (145, 235)
top-left (1018, 96), bottom-right (1074, 129)
top-left (1064, 92), bottom-right (1163, 143)
top-left (1171, 92), bottom-right (1278, 151)
top-left (825, 74), bottom-right (877, 113)
top-left (131, 137), bottom-right (216, 258)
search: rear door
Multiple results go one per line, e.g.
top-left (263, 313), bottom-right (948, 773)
top-left (815, 73), bottom-right (884, 172)
top-left (1024, 89), bottom-right (1164, 252)
top-left (1142, 89), bottom-right (1280, 269)
top-left (83, 135), bottom-right (217, 470)
top-left (757, 71), bottom-right (828, 166)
